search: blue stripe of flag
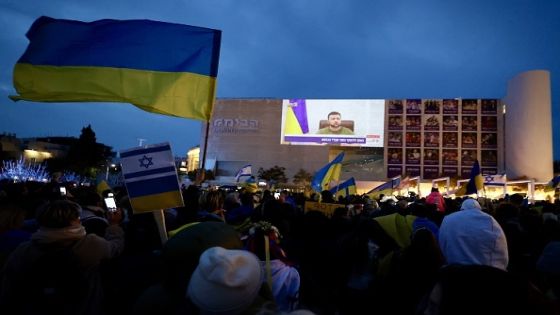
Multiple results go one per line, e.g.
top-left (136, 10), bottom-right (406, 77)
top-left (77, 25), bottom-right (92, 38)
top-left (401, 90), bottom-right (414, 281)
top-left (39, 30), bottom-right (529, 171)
top-left (124, 166), bottom-right (176, 180)
top-left (126, 175), bottom-right (179, 198)
top-left (369, 181), bottom-right (392, 192)
top-left (20, 16), bottom-right (221, 76)
top-left (120, 144), bottom-right (172, 158)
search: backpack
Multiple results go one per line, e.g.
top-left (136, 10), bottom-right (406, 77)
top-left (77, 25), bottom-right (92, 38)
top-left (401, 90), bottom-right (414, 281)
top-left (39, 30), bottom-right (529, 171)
top-left (24, 243), bottom-right (89, 315)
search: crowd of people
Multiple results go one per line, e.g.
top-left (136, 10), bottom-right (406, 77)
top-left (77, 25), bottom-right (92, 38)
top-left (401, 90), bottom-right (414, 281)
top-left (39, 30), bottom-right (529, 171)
top-left (0, 179), bottom-right (559, 314)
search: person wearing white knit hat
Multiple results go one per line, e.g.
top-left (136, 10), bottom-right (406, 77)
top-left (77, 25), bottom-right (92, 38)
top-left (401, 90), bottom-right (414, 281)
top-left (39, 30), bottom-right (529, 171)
top-left (187, 246), bottom-right (264, 315)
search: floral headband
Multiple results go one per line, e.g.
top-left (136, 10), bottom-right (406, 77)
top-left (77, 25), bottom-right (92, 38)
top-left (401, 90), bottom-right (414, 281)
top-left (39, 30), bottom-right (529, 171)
top-left (248, 221), bottom-right (281, 240)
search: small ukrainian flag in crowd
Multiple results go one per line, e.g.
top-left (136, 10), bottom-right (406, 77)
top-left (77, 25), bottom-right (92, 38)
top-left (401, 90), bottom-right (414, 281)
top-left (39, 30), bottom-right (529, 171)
top-left (455, 160), bottom-right (484, 196)
top-left (330, 177), bottom-right (357, 198)
top-left (311, 152), bottom-right (344, 192)
top-left (366, 176), bottom-right (401, 200)
top-left (120, 143), bottom-right (184, 213)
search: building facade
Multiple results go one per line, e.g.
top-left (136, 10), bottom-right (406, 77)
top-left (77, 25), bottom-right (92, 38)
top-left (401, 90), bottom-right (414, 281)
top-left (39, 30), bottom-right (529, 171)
top-left (200, 70), bottom-right (553, 185)
top-left (200, 99), bottom-right (333, 183)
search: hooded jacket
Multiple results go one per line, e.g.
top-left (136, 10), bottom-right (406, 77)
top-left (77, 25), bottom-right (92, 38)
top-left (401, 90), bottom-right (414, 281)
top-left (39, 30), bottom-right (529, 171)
top-left (438, 199), bottom-right (508, 270)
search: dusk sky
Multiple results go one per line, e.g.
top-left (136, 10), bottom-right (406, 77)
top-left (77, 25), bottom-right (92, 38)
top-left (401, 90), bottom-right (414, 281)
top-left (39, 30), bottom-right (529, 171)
top-left (1, 1), bottom-right (559, 159)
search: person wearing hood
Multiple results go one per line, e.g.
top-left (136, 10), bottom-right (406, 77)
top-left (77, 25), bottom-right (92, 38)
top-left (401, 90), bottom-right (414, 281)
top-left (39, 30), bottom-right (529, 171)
top-left (426, 187), bottom-right (446, 212)
top-left (438, 198), bottom-right (508, 270)
top-left (76, 188), bottom-right (110, 237)
top-left (422, 204), bottom-right (554, 315)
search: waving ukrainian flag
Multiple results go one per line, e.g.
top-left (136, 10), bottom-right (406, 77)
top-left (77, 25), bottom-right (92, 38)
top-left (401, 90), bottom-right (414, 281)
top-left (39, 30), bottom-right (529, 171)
top-left (311, 152), bottom-right (344, 192)
top-left (455, 160), bottom-right (484, 196)
top-left (366, 176), bottom-right (401, 200)
top-left (330, 177), bottom-right (357, 198)
top-left (11, 16), bottom-right (221, 121)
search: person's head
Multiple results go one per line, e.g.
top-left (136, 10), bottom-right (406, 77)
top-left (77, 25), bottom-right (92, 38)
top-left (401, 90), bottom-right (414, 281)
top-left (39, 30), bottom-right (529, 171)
top-left (245, 221), bottom-right (288, 263)
top-left (224, 191), bottom-right (240, 210)
top-left (0, 202), bottom-right (26, 233)
top-left (279, 190), bottom-right (290, 203)
top-left (320, 190), bottom-right (335, 203)
top-left (460, 198), bottom-right (481, 211)
top-left (239, 191), bottom-right (254, 207)
top-left (51, 172), bottom-right (63, 183)
top-left (536, 241), bottom-right (560, 276)
top-left (36, 200), bottom-right (82, 228)
top-left (442, 198), bottom-right (508, 270)
top-left (203, 190), bottom-right (225, 212)
top-left (74, 187), bottom-right (102, 208)
top-left (509, 193), bottom-right (525, 207)
top-left (327, 111), bottom-right (342, 130)
top-left (187, 246), bottom-right (263, 314)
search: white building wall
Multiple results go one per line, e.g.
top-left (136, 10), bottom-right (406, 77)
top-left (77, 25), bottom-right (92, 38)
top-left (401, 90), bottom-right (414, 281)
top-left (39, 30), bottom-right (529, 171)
top-left (503, 70), bottom-right (553, 181)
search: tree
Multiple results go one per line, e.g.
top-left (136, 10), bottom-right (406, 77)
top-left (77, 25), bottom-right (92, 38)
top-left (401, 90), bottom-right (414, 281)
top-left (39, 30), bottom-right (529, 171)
top-left (65, 125), bottom-right (113, 178)
top-left (257, 165), bottom-right (288, 184)
top-left (293, 168), bottom-right (313, 187)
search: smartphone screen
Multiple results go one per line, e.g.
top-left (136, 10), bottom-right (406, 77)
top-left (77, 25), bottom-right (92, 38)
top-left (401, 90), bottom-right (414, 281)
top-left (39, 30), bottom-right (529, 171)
top-left (104, 197), bottom-right (117, 212)
top-left (59, 187), bottom-right (67, 196)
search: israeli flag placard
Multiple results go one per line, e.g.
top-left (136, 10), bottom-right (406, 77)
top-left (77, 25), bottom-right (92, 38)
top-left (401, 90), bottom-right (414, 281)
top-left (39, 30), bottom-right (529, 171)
top-left (120, 143), bottom-right (184, 213)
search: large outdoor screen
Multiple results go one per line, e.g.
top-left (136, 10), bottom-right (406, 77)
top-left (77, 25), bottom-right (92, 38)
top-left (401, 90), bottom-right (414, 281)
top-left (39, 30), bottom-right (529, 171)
top-left (280, 99), bottom-right (385, 147)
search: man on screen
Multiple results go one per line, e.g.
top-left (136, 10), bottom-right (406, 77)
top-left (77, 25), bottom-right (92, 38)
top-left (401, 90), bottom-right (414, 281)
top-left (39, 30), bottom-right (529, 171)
top-left (317, 111), bottom-right (354, 135)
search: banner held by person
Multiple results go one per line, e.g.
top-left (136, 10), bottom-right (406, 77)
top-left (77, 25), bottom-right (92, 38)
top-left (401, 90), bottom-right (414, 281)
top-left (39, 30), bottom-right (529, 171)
top-left (304, 201), bottom-right (341, 218)
top-left (120, 142), bottom-right (184, 214)
top-left (11, 16), bottom-right (221, 121)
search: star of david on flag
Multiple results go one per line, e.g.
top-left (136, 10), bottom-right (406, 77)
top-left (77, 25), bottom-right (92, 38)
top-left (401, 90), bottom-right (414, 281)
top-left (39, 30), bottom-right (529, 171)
top-left (120, 143), bottom-right (183, 213)
top-left (484, 174), bottom-right (506, 186)
top-left (139, 155), bottom-right (154, 169)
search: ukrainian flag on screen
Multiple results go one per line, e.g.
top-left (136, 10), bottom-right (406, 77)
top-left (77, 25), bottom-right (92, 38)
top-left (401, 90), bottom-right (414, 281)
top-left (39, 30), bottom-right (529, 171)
top-left (11, 16), bottom-right (221, 121)
top-left (284, 99), bottom-right (309, 135)
top-left (120, 143), bottom-right (184, 213)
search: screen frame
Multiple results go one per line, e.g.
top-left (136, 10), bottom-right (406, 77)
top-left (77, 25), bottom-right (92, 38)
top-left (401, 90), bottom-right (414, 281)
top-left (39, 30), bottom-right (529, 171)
top-left (280, 99), bottom-right (386, 147)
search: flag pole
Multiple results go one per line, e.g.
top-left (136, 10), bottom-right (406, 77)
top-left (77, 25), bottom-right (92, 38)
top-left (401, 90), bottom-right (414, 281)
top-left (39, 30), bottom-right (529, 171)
top-left (153, 209), bottom-right (168, 245)
top-left (334, 178), bottom-right (341, 199)
top-left (197, 121), bottom-right (211, 185)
